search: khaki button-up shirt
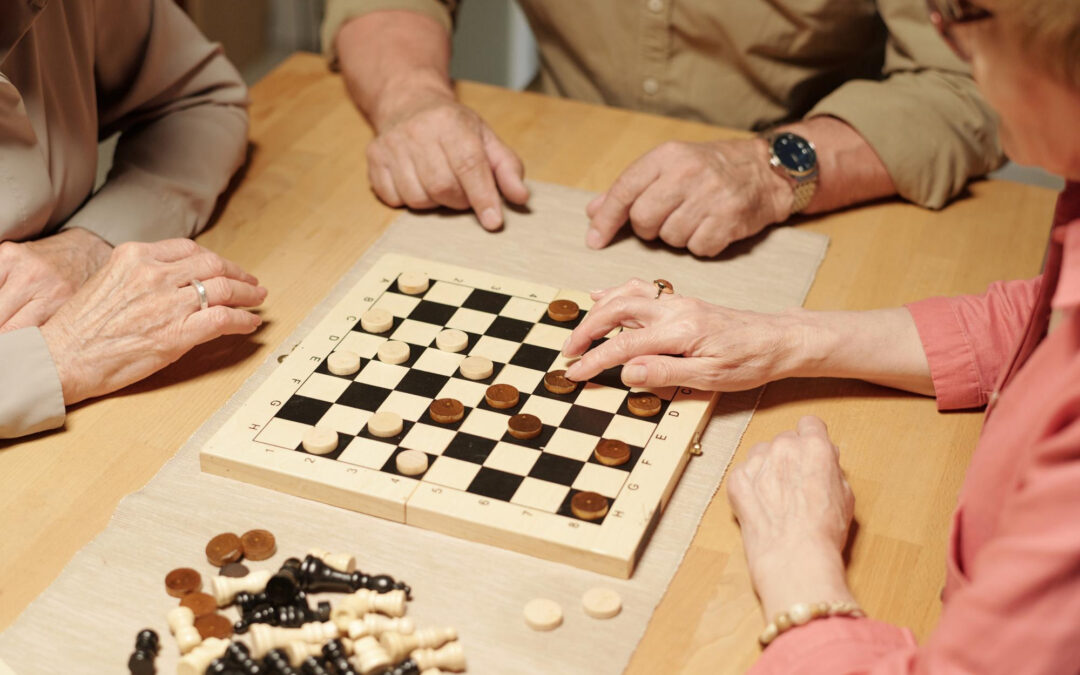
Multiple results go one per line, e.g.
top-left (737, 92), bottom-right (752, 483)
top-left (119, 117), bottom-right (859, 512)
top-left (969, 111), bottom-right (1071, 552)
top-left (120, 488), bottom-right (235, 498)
top-left (0, 0), bottom-right (249, 438)
top-left (323, 0), bottom-right (1002, 210)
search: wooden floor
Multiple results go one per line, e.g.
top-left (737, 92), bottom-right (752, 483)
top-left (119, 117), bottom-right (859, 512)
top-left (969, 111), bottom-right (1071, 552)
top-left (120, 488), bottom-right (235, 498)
top-left (0, 54), bottom-right (1059, 673)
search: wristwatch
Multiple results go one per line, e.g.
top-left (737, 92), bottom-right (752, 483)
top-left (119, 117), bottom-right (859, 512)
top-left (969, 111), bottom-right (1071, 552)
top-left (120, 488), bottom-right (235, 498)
top-left (765, 131), bottom-right (819, 214)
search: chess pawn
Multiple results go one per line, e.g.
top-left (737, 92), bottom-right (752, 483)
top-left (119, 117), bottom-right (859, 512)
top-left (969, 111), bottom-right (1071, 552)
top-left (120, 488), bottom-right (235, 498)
top-left (340, 588), bottom-right (408, 618)
top-left (411, 642), bottom-right (466, 673)
top-left (126, 628), bottom-right (159, 675)
top-left (283, 640), bottom-right (322, 668)
top-left (166, 606), bottom-right (202, 654)
top-left (347, 614), bottom-right (415, 640)
top-left (250, 621), bottom-right (339, 659)
top-left (309, 547), bottom-right (357, 573)
top-left (380, 627), bottom-right (457, 662)
top-left (350, 635), bottom-right (392, 675)
top-left (299, 657), bottom-right (332, 675)
top-left (211, 569), bottom-right (272, 606)
top-left (176, 637), bottom-right (230, 675)
top-left (225, 642), bottom-right (261, 674)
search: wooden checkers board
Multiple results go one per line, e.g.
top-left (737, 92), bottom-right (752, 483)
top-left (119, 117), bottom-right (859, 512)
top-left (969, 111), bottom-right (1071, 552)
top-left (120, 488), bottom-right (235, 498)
top-left (200, 255), bottom-right (718, 577)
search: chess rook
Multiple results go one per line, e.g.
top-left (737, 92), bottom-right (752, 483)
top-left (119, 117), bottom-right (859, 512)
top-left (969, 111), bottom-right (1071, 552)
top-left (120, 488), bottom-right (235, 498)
top-left (176, 637), bottom-right (229, 675)
top-left (380, 626), bottom-right (457, 662)
top-left (166, 606), bottom-right (202, 654)
top-left (210, 568), bottom-right (272, 606)
top-left (410, 642), bottom-right (466, 673)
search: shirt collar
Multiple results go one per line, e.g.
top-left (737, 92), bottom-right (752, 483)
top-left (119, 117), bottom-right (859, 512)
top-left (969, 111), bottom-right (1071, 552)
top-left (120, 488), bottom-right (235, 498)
top-left (0, 0), bottom-right (47, 68)
top-left (1050, 182), bottom-right (1080, 309)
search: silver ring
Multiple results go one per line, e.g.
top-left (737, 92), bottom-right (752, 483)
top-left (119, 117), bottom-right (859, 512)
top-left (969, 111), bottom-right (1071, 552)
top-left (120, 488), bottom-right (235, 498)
top-left (190, 279), bottom-right (208, 311)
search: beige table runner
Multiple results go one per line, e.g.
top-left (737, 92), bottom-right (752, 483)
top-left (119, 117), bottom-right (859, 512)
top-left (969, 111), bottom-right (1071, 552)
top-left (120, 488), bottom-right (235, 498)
top-left (0, 182), bottom-right (828, 674)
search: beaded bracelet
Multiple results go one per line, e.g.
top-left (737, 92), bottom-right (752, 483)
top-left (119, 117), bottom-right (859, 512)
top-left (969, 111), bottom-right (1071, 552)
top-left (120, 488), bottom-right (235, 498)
top-left (758, 600), bottom-right (865, 646)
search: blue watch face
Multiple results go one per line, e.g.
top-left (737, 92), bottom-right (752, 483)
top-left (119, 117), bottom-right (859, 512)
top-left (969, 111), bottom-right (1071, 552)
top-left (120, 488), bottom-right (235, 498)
top-left (772, 132), bottom-right (816, 173)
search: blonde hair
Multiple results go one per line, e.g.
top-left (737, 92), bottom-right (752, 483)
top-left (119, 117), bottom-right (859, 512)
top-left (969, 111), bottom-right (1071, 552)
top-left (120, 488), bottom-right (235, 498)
top-left (985, 0), bottom-right (1080, 88)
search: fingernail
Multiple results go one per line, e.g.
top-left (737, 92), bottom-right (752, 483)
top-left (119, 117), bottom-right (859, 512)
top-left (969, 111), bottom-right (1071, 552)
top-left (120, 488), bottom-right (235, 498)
top-left (480, 208), bottom-right (502, 229)
top-left (564, 362), bottom-right (581, 380)
top-left (622, 364), bottom-right (647, 384)
top-left (585, 228), bottom-right (605, 249)
top-left (561, 336), bottom-right (571, 354)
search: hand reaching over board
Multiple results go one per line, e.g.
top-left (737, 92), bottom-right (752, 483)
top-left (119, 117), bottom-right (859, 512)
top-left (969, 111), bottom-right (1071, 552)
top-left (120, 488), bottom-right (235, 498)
top-left (39, 239), bottom-right (267, 405)
top-left (561, 278), bottom-right (807, 390)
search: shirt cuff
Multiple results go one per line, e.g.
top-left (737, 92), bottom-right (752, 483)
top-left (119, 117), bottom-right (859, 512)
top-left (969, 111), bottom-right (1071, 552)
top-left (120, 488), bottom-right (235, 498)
top-left (806, 74), bottom-right (1001, 209)
top-left (749, 617), bottom-right (917, 674)
top-left (322, 0), bottom-right (454, 67)
top-left (906, 298), bottom-right (985, 410)
top-left (0, 327), bottom-right (65, 438)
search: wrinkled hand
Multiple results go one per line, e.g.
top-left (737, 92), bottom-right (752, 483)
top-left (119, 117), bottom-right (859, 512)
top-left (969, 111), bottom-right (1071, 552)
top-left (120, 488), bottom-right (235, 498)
top-left (726, 416), bottom-right (856, 617)
top-left (39, 239), bottom-right (267, 405)
top-left (0, 228), bottom-right (114, 332)
top-left (584, 138), bottom-right (793, 257)
top-left (562, 278), bottom-right (806, 390)
top-left (367, 91), bottom-right (530, 229)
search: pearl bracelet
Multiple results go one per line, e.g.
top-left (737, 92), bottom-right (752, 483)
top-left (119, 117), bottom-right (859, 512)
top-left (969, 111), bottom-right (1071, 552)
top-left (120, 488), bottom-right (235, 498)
top-left (758, 600), bottom-right (865, 646)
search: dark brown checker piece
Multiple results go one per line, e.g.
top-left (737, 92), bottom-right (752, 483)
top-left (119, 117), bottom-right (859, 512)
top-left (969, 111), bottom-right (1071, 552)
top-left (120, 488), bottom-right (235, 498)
top-left (240, 529), bottom-right (276, 561)
top-left (194, 613), bottom-right (234, 640)
top-left (627, 393), bottom-right (662, 417)
top-left (219, 562), bottom-right (250, 578)
top-left (570, 491), bottom-right (609, 521)
top-left (507, 413), bottom-right (542, 440)
top-left (485, 384), bottom-right (519, 409)
top-left (179, 592), bottom-right (217, 618)
top-left (546, 299), bottom-right (580, 322)
top-left (164, 568), bottom-right (201, 597)
top-left (543, 370), bottom-right (577, 395)
top-left (429, 398), bottom-right (465, 424)
top-left (205, 532), bottom-right (244, 567)
top-left (594, 438), bottom-right (631, 467)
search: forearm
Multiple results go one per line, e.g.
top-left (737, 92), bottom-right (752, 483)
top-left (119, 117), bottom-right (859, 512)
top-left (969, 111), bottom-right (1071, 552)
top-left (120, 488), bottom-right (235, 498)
top-left (337, 11), bottom-right (454, 131)
top-left (785, 306), bottom-right (934, 396)
top-left (779, 116), bottom-right (897, 215)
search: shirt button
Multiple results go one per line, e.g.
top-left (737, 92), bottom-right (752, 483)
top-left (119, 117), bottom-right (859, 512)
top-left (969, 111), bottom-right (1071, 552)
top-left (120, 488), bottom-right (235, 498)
top-left (647, 0), bottom-right (664, 12)
top-left (642, 78), bottom-right (660, 95)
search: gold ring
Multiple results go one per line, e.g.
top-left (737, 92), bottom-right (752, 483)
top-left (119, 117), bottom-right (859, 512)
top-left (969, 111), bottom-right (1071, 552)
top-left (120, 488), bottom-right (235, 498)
top-left (653, 278), bottom-right (674, 299)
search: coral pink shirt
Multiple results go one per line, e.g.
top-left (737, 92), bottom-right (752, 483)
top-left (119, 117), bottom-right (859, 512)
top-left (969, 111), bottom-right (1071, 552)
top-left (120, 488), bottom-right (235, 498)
top-left (751, 182), bottom-right (1080, 674)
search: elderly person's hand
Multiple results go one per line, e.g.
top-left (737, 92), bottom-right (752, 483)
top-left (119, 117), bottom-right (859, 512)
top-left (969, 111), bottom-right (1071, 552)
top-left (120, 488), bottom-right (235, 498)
top-left (38, 239), bottom-right (266, 405)
top-left (562, 278), bottom-right (807, 389)
top-left (366, 89), bottom-right (530, 230)
top-left (727, 416), bottom-right (857, 619)
top-left (0, 228), bottom-right (114, 333)
top-left (584, 138), bottom-right (793, 257)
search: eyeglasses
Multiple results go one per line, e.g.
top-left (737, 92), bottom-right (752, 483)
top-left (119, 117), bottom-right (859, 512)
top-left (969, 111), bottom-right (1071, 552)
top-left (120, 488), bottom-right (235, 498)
top-left (926, 0), bottom-right (993, 61)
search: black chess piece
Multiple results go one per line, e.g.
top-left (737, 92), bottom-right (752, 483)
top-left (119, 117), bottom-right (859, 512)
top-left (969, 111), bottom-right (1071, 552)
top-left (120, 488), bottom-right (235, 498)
top-left (298, 656), bottom-right (331, 675)
top-left (266, 558), bottom-right (303, 605)
top-left (235, 591), bottom-right (272, 613)
top-left (206, 657), bottom-right (245, 675)
top-left (387, 660), bottom-right (420, 675)
top-left (321, 639), bottom-right (357, 675)
top-left (262, 649), bottom-right (300, 675)
top-left (298, 556), bottom-right (412, 598)
top-left (226, 642), bottom-right (264, 675)
top-left (127, 628), bottom-right (159, 675)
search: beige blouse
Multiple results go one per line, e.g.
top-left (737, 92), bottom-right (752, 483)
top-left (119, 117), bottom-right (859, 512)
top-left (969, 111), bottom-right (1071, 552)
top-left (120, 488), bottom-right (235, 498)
top-left (0, 0), bottom-right (249, 438)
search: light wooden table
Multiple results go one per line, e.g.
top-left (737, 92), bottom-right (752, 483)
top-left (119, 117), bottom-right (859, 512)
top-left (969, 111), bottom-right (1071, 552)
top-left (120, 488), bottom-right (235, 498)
top-left (0, 53), bottom-right (1058, 673)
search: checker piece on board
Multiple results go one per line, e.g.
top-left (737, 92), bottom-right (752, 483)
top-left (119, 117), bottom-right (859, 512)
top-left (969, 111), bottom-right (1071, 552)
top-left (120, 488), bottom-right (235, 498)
top-left (508, 413), bottom-right (542, 440)
top-left (378, 340), bottom-right (410, 365)
top-left (397, 271), bottom-right (429, 295)
top-left (571, 491), bottom-right (609, 520)
top-left (327, 349), bottom-right (361, 376)
top-left (543, 369), bottom-right (577, 394)
top-left (485, 383), bottom-right (519, 409)
top-left (302, 426), bottom-right (338, 455)
top-left (429, 398), bottom-right (464, 424)
top-left (436, 328), bottom-right (468, 352)
top-left (361, 308), bottom-right (393, 334)
top-left (459, 355), bottom-right (493, 380)
top-left (628, 392), bottom-right (662, 417)
top-left (594, 438), bottom-right (631, 467)
top-left (547, 299), bottom-right (579, 322)
top-left (367, 411), bottom-right (403, 438)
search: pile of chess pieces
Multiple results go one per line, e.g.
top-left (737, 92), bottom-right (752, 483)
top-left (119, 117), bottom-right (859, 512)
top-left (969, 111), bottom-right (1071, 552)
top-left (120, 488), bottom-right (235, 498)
top-left (130, 529), bottom-right (465, 675)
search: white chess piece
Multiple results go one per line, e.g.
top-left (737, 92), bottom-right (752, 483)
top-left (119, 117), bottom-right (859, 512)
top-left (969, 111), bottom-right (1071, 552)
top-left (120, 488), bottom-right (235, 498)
top-left (381, 626), bottom-right (457, 662)
top-left (308, 547), bottom-right (357, 573)
top-left (347, 614), bottom-right (416, 640)
top-left (210, 569), bottom-right (272, 606)
top-left (166, 606), bottom-right (202, 654)
top-left (176, 637), bottom-right (229, 675)
top-left (250, 621), bottom-right (340, 659)
top-left (350, 635), bottom-right (392, 675)
top-left (338, 588), bottom-right (407, 618)
top-left (411, 641), bottom-right (466, 672)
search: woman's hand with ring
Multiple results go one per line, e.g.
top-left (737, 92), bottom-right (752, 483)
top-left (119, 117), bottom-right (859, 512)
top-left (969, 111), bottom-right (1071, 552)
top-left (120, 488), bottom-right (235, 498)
top-left (39, 239), bottom-right (267, 405)
top-left (561, 278), bottom-right (813, 390)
